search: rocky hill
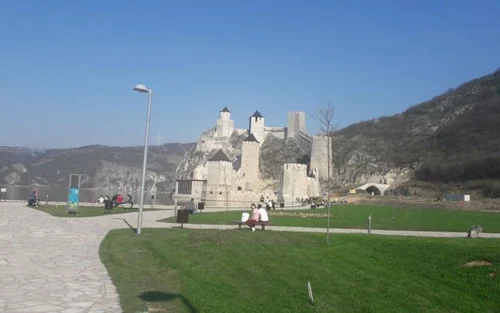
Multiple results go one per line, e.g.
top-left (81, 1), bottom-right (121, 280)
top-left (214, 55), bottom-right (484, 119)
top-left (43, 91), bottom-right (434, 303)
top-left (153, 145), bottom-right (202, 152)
top-left (329, 68), bottom-right (500, 197)
top-left (0, 143), bottom-right (194, 193)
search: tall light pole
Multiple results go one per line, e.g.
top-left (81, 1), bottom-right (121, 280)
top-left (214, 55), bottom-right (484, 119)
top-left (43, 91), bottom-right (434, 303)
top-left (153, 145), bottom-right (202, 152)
top-left (133, 84), bottom-right (152, 235)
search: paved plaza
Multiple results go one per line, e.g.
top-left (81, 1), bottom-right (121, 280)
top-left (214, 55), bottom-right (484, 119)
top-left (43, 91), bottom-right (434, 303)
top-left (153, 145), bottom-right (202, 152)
top-left (1, 202), bottom-right (499, 313)
top-left (0, 202), bottom-right (173, 313)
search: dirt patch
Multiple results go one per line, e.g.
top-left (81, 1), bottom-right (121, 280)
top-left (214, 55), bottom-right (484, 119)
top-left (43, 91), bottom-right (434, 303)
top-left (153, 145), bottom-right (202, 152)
top-left (462, 260), bottom-right (492, 268)
top-left (489, 272), bottom-right (496, 278)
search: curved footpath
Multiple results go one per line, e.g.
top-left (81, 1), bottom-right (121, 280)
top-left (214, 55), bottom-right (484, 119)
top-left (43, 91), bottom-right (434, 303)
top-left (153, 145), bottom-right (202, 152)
top-left (1, 203), bottom-right (499, 313)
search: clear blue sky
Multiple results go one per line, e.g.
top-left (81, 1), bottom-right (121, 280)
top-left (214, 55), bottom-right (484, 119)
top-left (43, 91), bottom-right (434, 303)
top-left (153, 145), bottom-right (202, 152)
top-left (1, 0), bottom-right (499, 149)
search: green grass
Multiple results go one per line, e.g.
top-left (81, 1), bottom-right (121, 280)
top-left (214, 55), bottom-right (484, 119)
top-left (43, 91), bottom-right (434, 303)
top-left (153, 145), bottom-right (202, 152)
top-left (100, 228), bottom-right (500, 313)
top-left (161, 205), bottom-right (500, 232)
top-left (29, 204), bottom-right (165, 217)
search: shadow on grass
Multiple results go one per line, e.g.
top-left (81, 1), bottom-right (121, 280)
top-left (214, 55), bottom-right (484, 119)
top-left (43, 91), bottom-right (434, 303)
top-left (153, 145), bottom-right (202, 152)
top-left (140, 291), bottom-right (198, 313)
top-left (115, 217), bottom-right (136, 233)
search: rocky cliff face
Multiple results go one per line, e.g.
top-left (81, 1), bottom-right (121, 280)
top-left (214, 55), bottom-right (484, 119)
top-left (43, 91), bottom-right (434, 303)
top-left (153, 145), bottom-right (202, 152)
top-left (259, 135), bottom-right (307, 180)
top-left (175, 127), bottom-right (307, 183)
top-left (175, 128), bottom-right (246, 180)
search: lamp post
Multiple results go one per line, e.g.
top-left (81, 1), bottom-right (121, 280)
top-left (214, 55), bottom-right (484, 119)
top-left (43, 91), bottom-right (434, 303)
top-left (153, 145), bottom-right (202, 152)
top-left (133, 84), bottom-right (152, 235)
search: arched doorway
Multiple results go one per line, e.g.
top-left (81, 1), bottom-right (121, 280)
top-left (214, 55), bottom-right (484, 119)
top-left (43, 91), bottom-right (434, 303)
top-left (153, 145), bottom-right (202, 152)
top-left (366, 185), bottom-right (381, 196)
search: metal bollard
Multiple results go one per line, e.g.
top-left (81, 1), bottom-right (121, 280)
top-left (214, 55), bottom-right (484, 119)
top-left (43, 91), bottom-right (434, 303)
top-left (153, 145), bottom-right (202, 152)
top-left (368, 214), bottom-right (372, 234)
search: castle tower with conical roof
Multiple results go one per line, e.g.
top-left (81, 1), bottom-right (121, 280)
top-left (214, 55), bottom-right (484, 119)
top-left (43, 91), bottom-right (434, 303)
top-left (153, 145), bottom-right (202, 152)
top-left (248, 110), bottom-right (265, 143)
top-left (206, 149), bottom-right (233, 206)
top-left (215, 107), bottom-right (234, 137)
top-left (240, 133), bottom-right (260, 187)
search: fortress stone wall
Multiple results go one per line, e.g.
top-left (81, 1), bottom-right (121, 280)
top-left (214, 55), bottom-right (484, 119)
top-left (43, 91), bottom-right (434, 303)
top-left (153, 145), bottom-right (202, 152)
top-left (174, 106), bottom-right (328, 208)
top-left (240, 137), bottom-right (260, 188)
top-left (263, 126), bottom-right (286, 139)
top-left (278, 163), bottom-right (320, 204)
top-left (287, 112), bottom-right (307, 138)
top-left (309, 136), bottom-right (332, 180)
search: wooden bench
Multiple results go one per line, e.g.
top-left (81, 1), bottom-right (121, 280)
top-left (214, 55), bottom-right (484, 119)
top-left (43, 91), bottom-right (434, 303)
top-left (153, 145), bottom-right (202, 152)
top-left (232, 221), bottom-right (270, 231)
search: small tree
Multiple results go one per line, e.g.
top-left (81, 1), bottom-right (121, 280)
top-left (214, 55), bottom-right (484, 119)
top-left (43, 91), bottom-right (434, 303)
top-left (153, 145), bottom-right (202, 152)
top-left (220, 162), bottom-right (230, 211)
top-left (291, 167), bottom-right (296, 211)
top-left (311, 102), bottom-right (336, 244)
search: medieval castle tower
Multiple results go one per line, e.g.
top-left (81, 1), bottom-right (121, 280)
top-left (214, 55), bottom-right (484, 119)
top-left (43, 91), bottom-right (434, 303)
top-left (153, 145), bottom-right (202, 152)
top-left (240, 133), bottom-right (260, 188)
top-left (215, 106), bottom-right (234, 137)
top-left (174, 107), bottom-right (332, 207)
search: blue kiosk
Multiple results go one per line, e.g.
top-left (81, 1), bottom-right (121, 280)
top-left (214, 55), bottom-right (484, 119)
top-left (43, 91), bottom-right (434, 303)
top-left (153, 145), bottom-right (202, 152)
top-left (67, 173), bottom-right (81, 215)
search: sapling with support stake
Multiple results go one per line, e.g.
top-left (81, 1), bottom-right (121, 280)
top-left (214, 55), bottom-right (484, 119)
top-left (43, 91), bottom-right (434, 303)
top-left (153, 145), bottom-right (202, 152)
top-left (311, 102), bottom-right (337, 244)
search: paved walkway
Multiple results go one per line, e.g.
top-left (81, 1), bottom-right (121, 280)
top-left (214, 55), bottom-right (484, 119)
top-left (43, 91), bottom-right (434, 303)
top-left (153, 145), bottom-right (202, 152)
top-left (165, 222), bottom-right (500, 238)
top-left (1, 202), bottom-right (500, 313)
top-left (0, 202), bottom-right (175, 313)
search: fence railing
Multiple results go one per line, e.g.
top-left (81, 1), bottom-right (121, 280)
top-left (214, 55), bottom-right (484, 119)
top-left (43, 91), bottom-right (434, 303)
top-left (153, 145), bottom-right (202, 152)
top-left (0, 185), bottom-right (174, 205)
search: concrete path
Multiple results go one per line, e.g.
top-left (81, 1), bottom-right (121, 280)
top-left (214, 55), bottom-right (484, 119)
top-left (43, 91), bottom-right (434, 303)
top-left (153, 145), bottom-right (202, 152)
top-left (164, 222), bottom-right (500, 238)
top-left (1, 202), bottom-right (500, 313)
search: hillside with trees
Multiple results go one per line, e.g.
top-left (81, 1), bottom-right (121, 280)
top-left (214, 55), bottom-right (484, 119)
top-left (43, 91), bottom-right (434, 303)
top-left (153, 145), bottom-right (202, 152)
top-left (329, 68), bottom-right (500, 197)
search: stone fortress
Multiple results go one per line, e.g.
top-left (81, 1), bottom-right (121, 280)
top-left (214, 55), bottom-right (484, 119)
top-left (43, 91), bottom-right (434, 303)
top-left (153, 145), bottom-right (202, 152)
top-left (174, 107), bottom-right (334, 207)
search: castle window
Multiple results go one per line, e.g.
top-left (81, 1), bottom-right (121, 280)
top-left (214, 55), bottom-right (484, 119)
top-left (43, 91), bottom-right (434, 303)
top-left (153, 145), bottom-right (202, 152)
top-left (219, 191), bottom-right (223, 195)
top-left (210, 191), bottom-right (213, 195)
top-left (237, 186), bottom-right (242, 191)
top-left (177, 180), bottom-right (192, 195)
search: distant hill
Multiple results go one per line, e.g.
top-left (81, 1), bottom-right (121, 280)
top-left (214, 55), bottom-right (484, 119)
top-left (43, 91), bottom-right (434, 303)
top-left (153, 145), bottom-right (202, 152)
top-left (330, 68), bottom-right (500, 197)
top-left (0, 143), bottom-right (194, 195)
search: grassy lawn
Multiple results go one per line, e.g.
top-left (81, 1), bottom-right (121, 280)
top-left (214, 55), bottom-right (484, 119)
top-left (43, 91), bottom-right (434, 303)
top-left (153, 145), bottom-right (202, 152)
top-left (29, 204), bottom-right (164, 217)
top-left (100, 228), bottom-right (500, 313)
top-left (160, 205), bottom-right (500, 232)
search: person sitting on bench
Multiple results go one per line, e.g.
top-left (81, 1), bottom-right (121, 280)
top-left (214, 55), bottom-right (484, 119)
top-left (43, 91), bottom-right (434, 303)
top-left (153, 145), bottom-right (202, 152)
top-left (258, 203), bottom-right (269, 224)
top-left (116, 194), bottom-right (123, 206)
top-left (245, 204), bottom-right (260, 232)
top-left (28, 190), bottom-right (39, 206)
top-left (186, 198), bottom-right (197, 214)
top-left (126, 194), bottom-right (134, 208)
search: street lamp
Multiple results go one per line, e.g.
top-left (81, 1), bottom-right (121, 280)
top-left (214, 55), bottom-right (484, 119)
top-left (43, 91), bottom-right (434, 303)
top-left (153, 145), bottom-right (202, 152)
top-left (133, 83), bottom-right (152, 235)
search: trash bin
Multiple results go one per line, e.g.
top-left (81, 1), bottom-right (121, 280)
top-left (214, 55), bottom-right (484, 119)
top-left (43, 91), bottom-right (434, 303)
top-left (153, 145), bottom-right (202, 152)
top-left (280, 202), bottom-right (285, 208)
top-left (176, 209), bottom-right (189, 226)
top-left (198, 202), bottom-right (205, 211)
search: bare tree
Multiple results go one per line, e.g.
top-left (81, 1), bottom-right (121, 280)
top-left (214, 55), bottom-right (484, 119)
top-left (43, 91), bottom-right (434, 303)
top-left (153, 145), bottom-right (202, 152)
top-left (220, 163), bottom-right (230, 211)
top-left (310, 102), bottom-right (336, 244)
top-left (291, 167), bottom-right (296, 211)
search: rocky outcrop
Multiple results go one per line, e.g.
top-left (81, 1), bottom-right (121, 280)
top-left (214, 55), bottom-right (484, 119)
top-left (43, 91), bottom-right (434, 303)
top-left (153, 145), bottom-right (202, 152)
top-left (259, 135), bottom-right (305, 180)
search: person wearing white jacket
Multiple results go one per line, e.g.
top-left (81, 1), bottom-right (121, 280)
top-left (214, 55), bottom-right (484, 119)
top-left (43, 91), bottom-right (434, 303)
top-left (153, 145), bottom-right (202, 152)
top-left (258, 204), bottom-right (269, 223)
